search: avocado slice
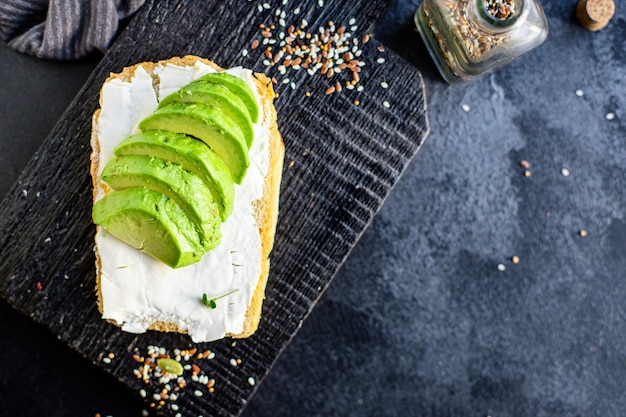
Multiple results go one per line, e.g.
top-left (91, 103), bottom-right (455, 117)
top-left (191, 72), bottom-right (259, 124)
top-left (93, 187), bottom-right (204, 269)
top-left (114, 131), bottom-right (234, 220)
top-left (101, 155), bottom-right (222, 251)
top-left (138, 103), bottom-right (249, 184)
top-left (158, 83), bottom-right (254, 148)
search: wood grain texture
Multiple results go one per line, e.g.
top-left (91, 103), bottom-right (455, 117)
top-left (0, 0), bottom-right (428, 416)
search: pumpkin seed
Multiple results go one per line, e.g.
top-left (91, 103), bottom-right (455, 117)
top-left (157, 358), bottom-right (184, 376)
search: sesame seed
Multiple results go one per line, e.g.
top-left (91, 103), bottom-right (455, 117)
top-left (349, 18), bottom-right (356, 25)
top-left (461, 104), bottom-right (470, 112)
top-left (230, 358), bottom-right (238, 367)
top-left (194, 390), bottom-right (203, 397)
top-left (512, 256), bottom-right (520, 264)
top-left (248, 377), bottom-right (256, 386)
top-left (263, 2), bottom-right (270, 9)
top-left (519, 160), bottom-right (531, 169)
top-left (103, 357), bottom-right (111, 364)
top-left (523, 170), bottom-right (531, 177)
top-left (579, 229), bottom-right (588, 237)
top-left (497, 263), bottom-right (506, 271)
top-left (383, 100), bottom-right (390, 108)
top-left (606, 112), bottom-right (615, 120)
top-left (317, 0), bottom-right (324, 6)
top-left (380, 81), bottom-right (388, 89)
top-left (241, 49), bottom-right (248, 57)
top-left (561, 168), bottom-right (570, 176)
top-left (575, 89), bottom-right (584, 97)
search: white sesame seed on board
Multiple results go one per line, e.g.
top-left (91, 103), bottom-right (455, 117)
top-left (380, 81), bottom-right (389, 89)
top-left (194, 390), bottom-right (204, 397)
top-left (575, 89), bottom-right (584, 97)
top-left (383, 100), bottom-right (391, 108)
top-left (376, 57), bottom-right (385, 64)
top-left (497, 263), bottom-right (506, 271)
top-left (606, 112), bottom-right (615, 120)
top-left (248, 377), bottom-right (256, 386)
top-left (561, 168), bottom-right (570, 176)
top-left (241, 49), bottom-right (248, 57)
top-left (230, 358), bottom-right (238, 367)
top-left (462, 104), bottom-right (470, 112)
top-left (317, 0), bottom-right (324, 6)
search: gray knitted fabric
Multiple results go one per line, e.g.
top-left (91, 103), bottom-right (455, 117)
top-left (0, 0), bottom-right (144, 59)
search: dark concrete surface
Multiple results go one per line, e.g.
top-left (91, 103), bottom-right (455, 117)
top-left (1, 1), bottom-right (625, 416)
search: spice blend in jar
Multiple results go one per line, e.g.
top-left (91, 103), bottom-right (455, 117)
top-left (415, 0), bottom-right (548, 83)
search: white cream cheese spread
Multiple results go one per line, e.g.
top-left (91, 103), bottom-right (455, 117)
top-left (93, 60), bottom-right (270, 342)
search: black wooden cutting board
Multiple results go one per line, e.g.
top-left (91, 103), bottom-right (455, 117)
top-left (0, 0), bottom-right (428, 415)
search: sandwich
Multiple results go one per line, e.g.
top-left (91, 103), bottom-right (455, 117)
top-left (90, 55), bottom-right (284, 342)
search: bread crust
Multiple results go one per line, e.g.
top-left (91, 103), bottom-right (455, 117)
top-left (90, 56), bottom-right (283, 339)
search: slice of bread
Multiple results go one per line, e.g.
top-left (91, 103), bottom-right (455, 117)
top-left (90, 56), bottom-right (284, 341)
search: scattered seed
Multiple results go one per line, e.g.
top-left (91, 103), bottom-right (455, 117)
top-left (230, 358), bottom-right (238, 367)
top-left (523, 170), bottom-right (531, 177)
top-left (579, 229), bottom-right (588, 237)
top-left (380, 81), bottom-right (389, 89)
top-left (519, 160), bottom-right (531, 169)
top-left (606, 112), bottom-right (615, 120)
top-left (382, 100), bottom-right (391, 108)
top-left (497, 263), bottom-right (506, 271)
top-left (194, 390), bottom-right (203, 397)
top-left (376, 57), bottom-right (386, 64)
top-left (512, 256), bottom-right (520, 264)
top-left (248, 377), bottom-right (256, 386)
top-left (461, 104), bottom-right (470, 112)
top-left (561, 168), bottom-right (570, 176)
top-left (575, 89), bottom-right (584, 97)
top-left (325, 86), bottom-right (336, 95)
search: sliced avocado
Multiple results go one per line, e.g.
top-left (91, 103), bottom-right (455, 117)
top-left (101, 155), bottom-right (222, 251)
top-left (138, 103), bottom-right (249, 184)
top-left (191, 72), bottom-right (259, 123)
top-left (158, 83), bottom-right (254, 148)
top-left (93, 187), bottom-right (204, 269)
top-left (114, 131), bottom-right (234, 220)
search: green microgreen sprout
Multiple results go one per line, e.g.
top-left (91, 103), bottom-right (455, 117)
top-left (202, 289), bottom-right (240, 309)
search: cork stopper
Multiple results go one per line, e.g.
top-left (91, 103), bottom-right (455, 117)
top-left (576, 0), bottom-right (615, 31)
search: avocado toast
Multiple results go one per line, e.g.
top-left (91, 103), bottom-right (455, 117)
top-left (90, 56), bottom-right (284, 342)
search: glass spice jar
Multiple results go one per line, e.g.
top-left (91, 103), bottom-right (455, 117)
top-left (415, 0), bottom-right (549, 83)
